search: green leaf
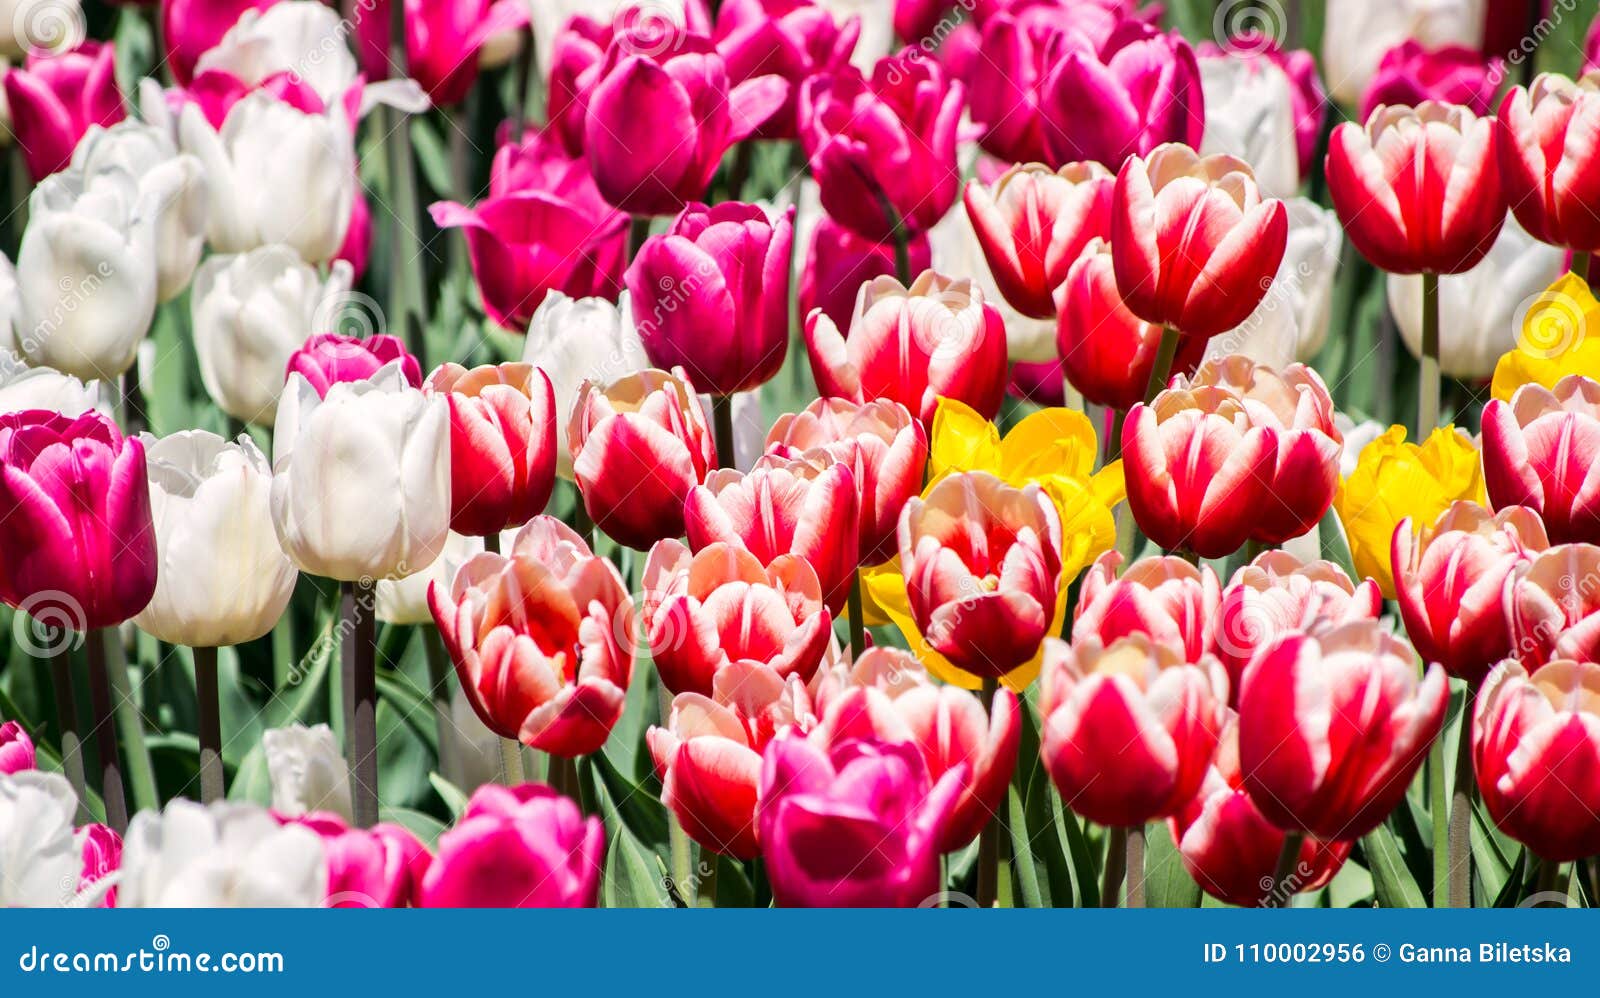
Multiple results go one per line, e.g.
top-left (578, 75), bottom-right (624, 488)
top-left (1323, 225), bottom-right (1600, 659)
top-left (380, 806), bottom-right (447, 849)
top-left (410, 117), bottom-right (455, 199)
top-left (428, 772), bottom-right (470, 820)
top-left (1143, 820), bottom-right (1202, 908)
top-left (1006, 784), bottom-right (1044, 908)
top-left (1362, 823), bottom-right (1426, 908)
top-left (603, 827), bottom-right (671, 909)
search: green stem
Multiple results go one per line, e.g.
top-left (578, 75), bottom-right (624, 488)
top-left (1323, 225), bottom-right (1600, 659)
top-left (498, 738), bottom-right (525, 785)
top-left (102, 629), bottom-right (157, 816)
top-left (1263, 831), bottom-right (1306, 907)
top-left (86, 630), bottom-right (128, 833)
top-left (343, 579), bottom-right (379, 827)
top-left (1144, 327), bottom-right (1181, 404)
top-left (629, 214), bottom-right (653, 260)
top-left (1574, 251), bottom-right (1591, 285)
top-left (892, 221), bottom-right (911, 286)
top-left (1125, 824), bottom-right (1146, 908)
top-left (1419, 271), bottom-right (1440, 435)
top-left (1100, 825), bottom-right (1128, 908)
top-left (846, 569), bottom-right (866, 664)
top-left (1429, 735), bottom-right (1448, 906)
top-left (976, 677), bottom-right (1000, 908)
top-left (49, 641), bottom-right (90, 825)
top-left (660, 684), bottom-right (695, 905)
top-left (1448, 688), bottom-right (1477, 907)
top-left (423, 627), bottom-right (457, 786)
top-left (193, 645), bottom-right (224, 804)
top-left (712, 394), bottom-right (737, 471)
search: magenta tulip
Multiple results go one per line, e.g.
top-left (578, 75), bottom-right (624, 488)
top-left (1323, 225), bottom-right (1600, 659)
top-left (285, 334), bottom-right (422, 398)
top-left (1361, 40), bottom-right (1502, 121)
top-left (0, 721), bottom-right (35, 775)
top-left (797, 216), bottom-right (930, 334)
top-left (161, 0), bottom-right (281, 87)
top-left (4, 42), bottom-right (126, 181)
top-left (420, 783), bottom-right (603, 907)
top-left (294, 813), bottom-right (432, 908)
top-left (352, 0), bottom-right (529, 107)
top-left (713, 0), bottom-right (860, 140)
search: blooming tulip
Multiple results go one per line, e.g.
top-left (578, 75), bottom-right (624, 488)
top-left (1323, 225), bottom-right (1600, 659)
top-left (627, 202), bottom-right (793, 397)
top-left (119, 800), bottom-right (328, 907)
top-left (133, 430), bottom-right (297, 648)
top-left (375, 532), bottom-right (488, 626)
top-left (0, 721), bottom-right (34, 775)
top-left (3, 42), bottom-right (124, 180)
top-left (424, 363), bottom-right (557, 537)
top-left (293, 813), bottom-right (430, 908)
top-left (1197, 49), bottom-right (1300, 199)
top-left (648, 661), bottom-right (816, 858)
top-left (1489, 273), bottom-right (1600, 404)
top-left (1483, 376), bottom-right (1600, 544)
top-left (352, 0), bottom-right (528, 107)
top-left (756, 734), bottom-right (961, 907)
top-left (898, 472), bottom-right (1062, 679)
top-left (1361, 40), bottom-right (1501, 120)
top-left (1321, 0), bottom-right (1484, 105)
top-left (271, 361), bottom-right (450, 582)
top-left (0, 410), bottom-right (156, 629)
top-left (263, 723), bottom-right (353, 823)
top-left (161, 0), bottom-right (281, 86)
top-left (1326, 102), bottom-right (1505, 275)
top-left (1072, 551), bottom-right (1221, 664)
top-left (530, 0), bottom-right (711, 74)
top-left (287, 333), bottom-right (422, 398)
top-left (1204, 199), bottom-right (1343, 367)
top-left (798, 52), bottom-right (962, 240)
top-left (429, 517), bottom-right (634, 756)
top-left (962, 162), bottom-right (1113, 320)
top-left (642, 540), bottom-right (832, 696)
top-left (927, 196), bottom-right (1060, 364)
top-left (1039, 634), bottom-right (1227, 827)
top-left (0, 362), bottom-right (110, 417)
top-left (1238, 619), bottom-right (1448, 841)
top-left (713, 0), bottom-right (860, 140)
top-left (192, 247), bottom-right (354, 426)
top-left (1505, 543), bottom-right (1600, 667)
top-left (567, 369), bottom-right (717, 550)
top-left (75, 822), bottom-right (120, 908)
top-left (1499, 72), bottom-right (1600, 254)
top-left (1111, 145), bottom-right (1288, 339)
top-left (420, 783), bottom-right (603, 907)
top-left (1474, 658), bottom-right (1600, 862)
top-left (0, 771), bottom-right (93, 906)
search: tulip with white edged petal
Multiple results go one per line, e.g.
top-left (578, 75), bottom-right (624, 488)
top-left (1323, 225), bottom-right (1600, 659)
top-left (263, 723), bottom-right (354, 824)
top-left (1205, 198), bottom-right (1343, 368)
top-left (118, 800), bottom-right (327, 907)
top-left (929, 185), bottom-right (1058, 365)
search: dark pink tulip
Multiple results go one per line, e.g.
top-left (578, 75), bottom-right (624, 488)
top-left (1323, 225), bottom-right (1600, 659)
top-left (1072, 551), bottom-right (1221, 664)
top-left (1505, 544), bottom-right (1600, 668)
top-left (424, 362), bottom-right (558, 537)
top-left (585, 32), bottom-right (786, 216)
top-left (1239, 620), bottom-right (1448, 841)
top-left (351, 0), bottom-right (529, 107)
top-left (545, 15), bottom-right (611, 156)
top-left (797, 216), bottom-right (930, 334)
top-left (1392, 502), bottom-right (1549, 685)
top-left (1475, 658), bottom-right (1600, 863)
top-left (798, 52), bottom-right (964, 240)
top-left (4, 42), bottom-right (126, 180)
top-left (294, 813), bottom-right (432, 908)
top-left (713, 0), bottom-right (860, 140)
top-left (756, 734), bottom-right (963, 907)
top-left (893, 0), bottom-right (956, 43)
top-left (76, 823), bottom-right (121, 908)
top-left (179, 65), bottom-right (328, 130)
top-left (627, 202), bottom-right (793, 397)
top-left (1483, 376), bottom-right (1600, 544)
top-left (285, 334), bottom-right (422, 398)
top-left (963, 162), bottom-right (1113, 319)
top-left (0, 411), bottom-right (156, 630)
top-left (421, 783), bottom-right (603, 907)
top-left (1361, 40), bottom-right (1502, 122)
top-left (0, 721), bottom-right (34, 775)
top-left (1040, 634), bottom-right (1227, 828)
top-left (1009, 359), bottom-right (1068, 406)
top-left (162, 0), bottom-right (281, 86)
top-left (1499, 74), bottom-right (1600, 254)
top-left (337, 184), bottom-right (372, 282)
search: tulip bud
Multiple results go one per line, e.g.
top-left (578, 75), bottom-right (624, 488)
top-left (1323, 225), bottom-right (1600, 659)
top-left (523, 293), bottom-right (648, 478)
top-left (1505, 543), bottom-right (1600, 668)
top-left (424, 362), bottom-right (557, 537)
top-left (1197, 49), bottom-right (1300, 199)
top-left (291, 812), bottom-right (432, 909)
top-left (420, 783), bottom-right (603, 907)
top-left (0, 771), bottom-right (94, 906)
top-left (119, 800), bottom-right (329, 907)
top-left (1483, 376), bottom-right (1600, 543)
top-left (1320, 0), bottom-right (1484, 105)
top-left (352, 0), bottom-right (528, 108)
top-left (0, 721), bottom-right (35, 775)
top-left (1361, 40), bottom-right (1501, 121)
top-left (287, 333), bottom-right (423, 398)
top-left (3, 41), bottom-right (124, 181)
top-left (1072, 551), bottom-right (1222, 664)
top-left (263, 723), bottom-right (354, 825)
top-left (1500, 72), bottom-right (1600, 254)
top-left (713, 0), bottom-right (860, 140)
top-left (797, 214), bottom-right (930, 334)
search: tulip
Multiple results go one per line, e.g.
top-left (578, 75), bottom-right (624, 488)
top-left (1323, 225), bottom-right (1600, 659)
top-left (1204, 199), bottom-right (1343, 368)
top-left (585, 32), bottom-right (785, 215)
top-left (1393, 502), bottom-right (1548, 684)
top-left (927, 196), bottom-right (1060, 364)
top-left (1171, 713), bottom-right (1352, 907)
top-left (1499, 72), bottom-right (1600, 256)
top-left (376, 531), bottom-right (487, 626)
top-left (797, 215), bottom-right (930, 333)
top-left (119, 800), bottom-right (328, 907)
top-left (161, 0), bottom-right (281, 86)
top-left (813, 647), bottom-right (1020, 851)
top-left (0, 410), bottom-right (156, 629)
top-left (263, 723), bottom-right (353, 823)
top-left (798, 52), bottom-right (963, 240)
top-left (756, 734), bottom-right (961, 907)
top-left (132, 430), bottom-right (297, 647)
top-left (287, 333), bottom-right (422, 398)
top-left (1321, 0), bottom-right (1485, 106)
top-left (421, 782), bottom-right (603, 907)
top-left (962, 162), bottom-right (1113, 320)
top-left (424, 363), bottom-right (557, 537)
top-left (766, 397), bottom-right (927, 564)
top-left (192, 247), bottom-right (355, 427)
top-left (805, 271), bottom-right (1009, 423)
top-left (0, 771), bottom-right (91, 906)
top-left (1474, 658), bottom-right (1600, 862)
top-left (271, 361), bottom-right (450, 582)
top-left (1039, 634), bottom-right (1227, 828)
top-left (0, 364), bottom-right (111, 417)
top-left (1505, 543), bottom-right (1600, 667)
top-left (3, 42), bottom-right (124, 181)
top-left (627, 202), bottom-right (794, 397)
top-left (1483, 375), bottom-right (1600, 545)
top-left (351, 0), bottom-right (529, 107)
top-left (642, 539), bottom-right (832, 696)
top-left (1362, 40), bottom-right (1501, 121)
top-left (1238, 619), bottom-right (1449, 841)
top-left (647, 661), bottom-right (817, 858)
top-left (1202, 35), bottom-right (1328, 181)
top-left (1489, 273), bottom-right (1600, 404)
top-left (75, 822), bottom-right (120, 908)
top-left (0, 721), bottom-right (34, 775)
top-left (898, 472), bottom-right (1062, 680)
top-left (543, 14), bottom-right (612, 156)
top-left (1072, 551), bottom-right (1221, 664)
top-left (428, 517), bottom-right (634, 756)
top-left (567, 369), bottom-right (717, 550)
top-left (1197, 49), bottom-right (1300, 199)
top-left (1111, 144), bottom-right (1288, 340)
top-left (1333, 424), bottom-right (1485, 597)
top-left (530, 0), bottom-right (711, 75)
top-left (293, 813), bottom-right (431, 908)
top-left (14, 169), bottom-right (158, 381)
top-left (1326, 102), bottom-right (1505, 276)
top-left (713, 0), bottom-right (860, 140)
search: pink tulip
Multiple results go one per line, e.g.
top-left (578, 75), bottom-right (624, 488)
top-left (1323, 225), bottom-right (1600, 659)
top-left (1393, 502), bottom-right (1549, 684)
top-left (567, 370), bottom-right (718, 550)
top-left (0, 721), bottom-right (34, 775)
top-left (1361, 40), bottom-right (1502, 122)
top-left (1499, 73), bottom-right (1600, 254)
top-left (713, 0), bottom-right (860, 140)
top-left (626, 202), bottom-right (794, 397)
top-left (1238, 620), bottom-right (1448, 840)
top-left (756, 734), bottom-right (963, 907)
top-left (352, 0), bottom-right (529, 107)
top-left (286, 334), bottom-right (422, 398)
top-left (337, 185), bottom-right (373, 283)
top-left (420, 783), bottom-right (603, 907)
top-left (423, 363), bottom-right (558, 537)
top-left (1039, 634), bottom-right (1227, 827)
top-left (161, 0), bottom-right (281, 86)
top-left (799, 52), bottom-right (964, 241)
top-left (428, 517), bottom-right (634, 757)
top-left (294, 813), bottom-right (432, 908)
top-left (963, 162), bottom-right (1113, 319)
top-left (766, 397), bottom-right (928, 565)
top-left (0, 411), bottom-right (156, 629)
top-left (1505, 544), bottom-right (1600, 668)
top-left (1009, 358), bottom-right (1068, 406)
top-left (584, 31), bottom-right (787, 215)
top-left (3, 42), bottom-right (126, 180)
top-left (76, 823), bottom-right (121, 908)
top-left (899, 472), bottom-right (1063, 679)
top-left (544, 14), bottom-right (611, 156)
top-left (1072, 551), bottom-right (1221, 664)
top-left (641, 540), bottom-right (833, 696)
top-left (1475, 658), bottom-right (1600, 862)
top-left (1483, 376), bottom-right (1600, 544)
top-left (804, 271), bottom-right (1010, 424)
top-left (797, 216), bottom-right (930, 334)
top-left (1110, 145), bottom-right (1288, 339)
top-left (647, 661), bottom-right (817, 859)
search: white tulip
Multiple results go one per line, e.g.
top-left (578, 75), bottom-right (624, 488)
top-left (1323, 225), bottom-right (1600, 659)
top-left (0, 0), bottom-right (84, 60)
top-left (1322, 0), bottom-right (1484, 105)
top-left (813, 0), bottom-right (892, 71)
top-left (263, 723), bottom-right (353, 823)
top-left (118, 800), bottom-right (327, 907)
top-left (133, 431), bottom-right (298, 647)
top-left (180, 92), bottom-right (356, 263)
top-left (271, 360), bottom-right (451, 582)
top-left (0, 252), bottom-right (18, 354)
top-left (1336, 414), bottom-right (1387, 478)
top-left (376, 530), bottom-right (488, 625)
top-left (15, 167), bottom-right (157, 380)
top-left (0, 771), bottom-right (80, 907)
top-left (1388, 216), bottom-right (1566, 380)
top-left (523, 290), bottom-right (649, 477)
top-left (0, 358), bottom-right (112, 415)
top-left (927, 183), bottom-right (1058, 363)
top-left (1198, 52), bottom-right (1300, 200)
top-left (1206, 198), bottom-right (1343, 368)
top-left (192, 246), bottom-right (353, 426)
top-left (69, 122), bottom-right (209, 302)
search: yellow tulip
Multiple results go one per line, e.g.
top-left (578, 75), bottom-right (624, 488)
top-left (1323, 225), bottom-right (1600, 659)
top-left (1490, 272), bottom-right (1600, 402)
top-left (1333, 424), bottom-right (1485, 598)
